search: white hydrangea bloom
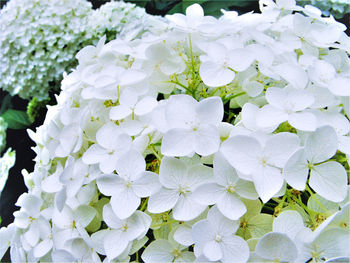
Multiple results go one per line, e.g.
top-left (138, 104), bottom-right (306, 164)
top-left (0, 0), bottom-right (156, 100)
top-left (1, 1), bottom-right (349, 262)
top-left (0, 0), bottom-right (92, 100)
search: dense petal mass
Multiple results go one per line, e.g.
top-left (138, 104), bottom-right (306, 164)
top-left (3, 1), bottom-right (350, 262)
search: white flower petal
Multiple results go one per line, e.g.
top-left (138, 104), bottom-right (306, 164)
top-left (310, 161), bottom-right (347, 202)
top-left (203, 240), bottom-right (222, 261)
top-left (186, 3), bottom-right (204, 18)
top-left (161, 128), bottom-right (195, 157)
top-left (196, 97), bottom-right (224, 126)
top-left (111, 189), bottom-right (141, 219)
top-left (33, 238), bottom-right (53, 258)
top-left (220, 135), bottom-right (261, 175)
top-left (289, 112), bottom-right (316, 131)
top-left (192, 183), bottom-right (224, 205)
top-left (165, 94), bottom-right (197, 129)
top-left (200, 61), bottom-right (235, 87)
top-left (217, 193), bottom-right (246, 220)
top-left (207, 206), bottom-right (239, 235)
top-left (283, 148), bottom-right (309, 190)
top-left (133, 171), bottom-right (161, 197)
top-left (273, 210), bottom-right (305, 240)
top-left (275, 63), bottom-right (308, 89)
top-left (264, 132), bottom-right (300, 168)
top-left (328, 77), bottom-right (350, 96)
top-left (194, 125), bottom-right (221, 156)
top-left (235, 179), bottom-right (259, 200)
top-left (104, 230), bottom-right (129, 260)
top-left (82, 144), bottom-right (106, 164)
top-left (174, 225), bottom-right (193, 246)
top-left (220, 235), bottom-right (250, 263)
top-left (109, 105), bottom-right (132, 120)
top-left (305, 126), bottom-right (338, 163)
top-left (96, 174), bottom-right (124, 196)
top-left (255, 232), bottom-right (297, 262)
top-left (135, 97), bottom-right (158, 116)
top-left (115, 150), bottom-right (146, 179)
top-left (252, 165), bottom-right (284, 203)
top-left (213, 152), bottom-right (239, 187)
top-left (147, 188), bottom-right (179, 214)
top-left (141, 239), bottom-right (174, 263)
top-left (159, 157), bottom-right (187, 189)
top-left (172, 194), bottom-right (207, 221)
top-left (192, 220), bottom-right (215, 249)
top-left (256, 105), bottom-right (288, 128)
top-left (228, 48), bottom-right (255, 72)
top-left (102, 204), bottom-right (123, 229)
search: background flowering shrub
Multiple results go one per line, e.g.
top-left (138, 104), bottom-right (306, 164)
top-left (297, 0), bottom-right (350, 18)
top-left (0, 0), bottom-right (153, 101)
top-left (0, 0), bottom-right (349, 262)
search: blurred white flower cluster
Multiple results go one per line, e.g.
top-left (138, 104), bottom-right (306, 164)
top-left (0, 117), bottom-right (15, 195)
top-left (0, 117), bottom-right (7, 152)
top-left (1, 0), bottom-right (349, 262)
top-left (88, 1), bottom-right (153, 42)
top-left (0, 0), bottom-right (153, 100)
top-left (297, 0), bottom-right (350, 18)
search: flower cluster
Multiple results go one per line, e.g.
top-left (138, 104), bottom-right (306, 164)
top-left (0, 117), bottom-right (7, 152)
top-left (1, 1), bottom-right (349, 262)
top-left (87, 1), bottom-right (155, 42)
top-left (297, 0), bottom-right (350, 18)
top-left (0, 0), bottom-right (153, 100)
top-left (0, 117), bottom-right (15, 194)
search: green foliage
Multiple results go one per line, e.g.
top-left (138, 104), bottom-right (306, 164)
top-left (168, 0), bottom-right (257, 16)
top-left (1, 109), bottom-right (32, 129)
top-left (27, 97), bottom-right (49, 123)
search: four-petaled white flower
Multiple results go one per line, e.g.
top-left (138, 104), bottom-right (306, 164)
top-left (148, 156), bottom-right (213, 221)
top-left (97, 149), bottom-right (161, 219)
top-left (284, 125), bottom-right (348, 202)
top-left (193, 152), bottom-right (258, 220)
top-left (192, 206), bottom-right (250, 263)
top-left (161, 94), bottom-right (224, 157)
top-left (221, 132), bottom-right (300, 203)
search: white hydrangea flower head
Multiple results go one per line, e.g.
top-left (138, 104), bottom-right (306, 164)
top-left (1, 0), bottom-right (349, 262)
top-left (0, 0), bottom-right (92, 100)
top-left (88, 0), bottom-right (156, 42)
top-left (0, 0), bottom-right (157, 100)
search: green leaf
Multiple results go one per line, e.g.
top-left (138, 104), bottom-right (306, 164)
top-left (1, 109), bottom-right (32, 129)
top-left (168, 2), bottom-right (185, 14)
top-left (201, 1), bottom-right (233, 17)
top-left (0, 94), bottom-right (12, 115)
